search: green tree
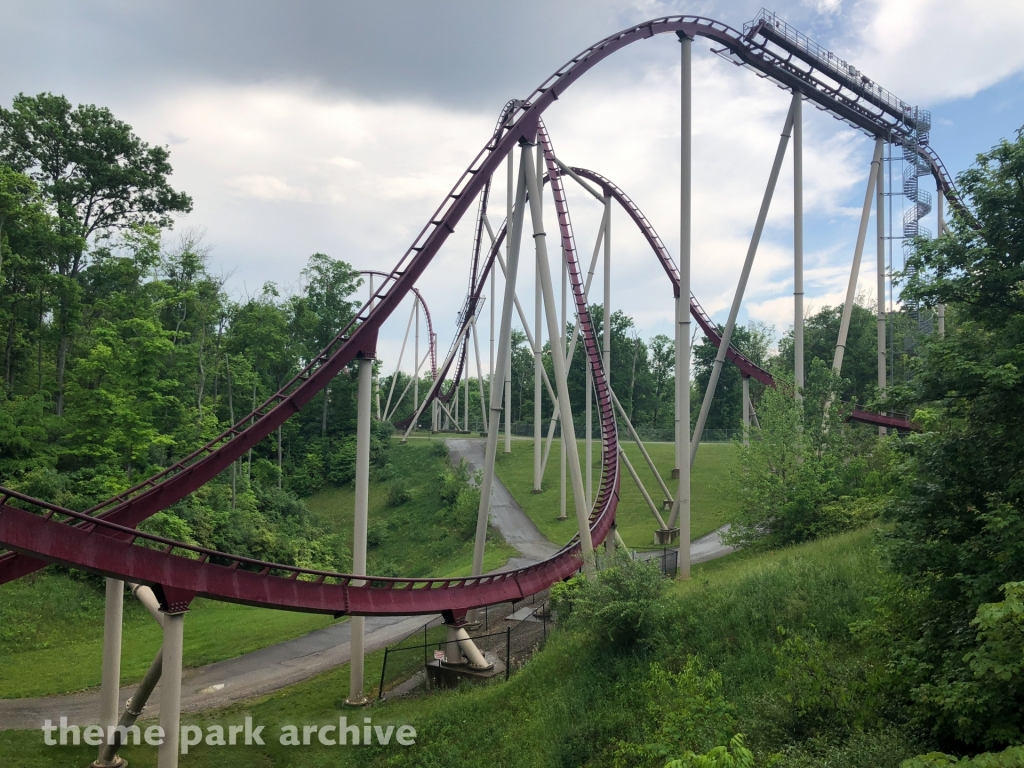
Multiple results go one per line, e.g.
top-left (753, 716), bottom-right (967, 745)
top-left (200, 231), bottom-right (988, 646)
top-left (692, 322), bottom-right (774, 434)
top-left (874, 134), bottom-right (1024, 750)
top-left (0, 93), bottom-right (192, 414)
top-left (727, 361), bottom-right (892, 549)
top-left (300, 253), bottom-right (362, 435)
top-left (775, 301), bottom-right (877, 403)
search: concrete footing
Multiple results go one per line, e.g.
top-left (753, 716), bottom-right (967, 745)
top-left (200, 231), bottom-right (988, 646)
top-left (426, 654), bottom-right (505, 689)
top-left (654, 527), bottom-right (679, 545)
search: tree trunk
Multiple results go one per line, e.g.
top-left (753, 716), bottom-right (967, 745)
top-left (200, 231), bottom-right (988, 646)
top-left (196, 321), bottom-right (206, 419)
top-left (36, 288), bottom-right (43, 393)
top-left (5, 316), bottom-right (16, 391)
top-left (321, 386), bottom-right (329, 437)
top-left (55, 323), bottom-right (68, 416)
top-left (226, 355), bottom-right (236, 509)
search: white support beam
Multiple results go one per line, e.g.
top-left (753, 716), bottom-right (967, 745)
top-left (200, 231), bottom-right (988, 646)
top-left (876, 143), bottom-right (887, 435)
top-left (677, 32), bottom-right (694, 579)
top-left (473, 144), bottom-right (530, 577)
top-left (346, 355), bottom-right (373, 706)
top-left (157, 610), bottom-right (185, 768)
top-left (794, 92), bottom-right (804, 396)
top-left (690, 95), bottom-right (796, 466)
top-left (833, 138), bottom-right (884, 375)
top-left (98, 578), bottom-right (124, 767)
top-left (523, 142), bottom-right (596, 577)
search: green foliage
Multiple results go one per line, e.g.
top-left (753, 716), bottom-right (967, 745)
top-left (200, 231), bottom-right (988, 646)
top-left (727, 361), bottom-right (895, 549)
top-left (612, 659), bottom-right (738, 767)
top-left (873, 133), bottom-right (1024, 751)
top-left (665, 734), bottom-right (758, 768)
top-left (774, 301), bottom-right (881, 402)
top-left (693, 321), bottom-right (774, 432)
top-left (366, 519), bottom-right (389, 548)
top-left (967, 582), bottom-right (1024, 688)
top-left (770, 626), bottom-right (873, 740)
top-left (561, 556), bottom-right (672, 653)
top-left (434, 458), bottom-right (480, 537)
top-left (902, 746), bottom-right (1024, 767)
top-left (385, 478), bottom-right (412, 507)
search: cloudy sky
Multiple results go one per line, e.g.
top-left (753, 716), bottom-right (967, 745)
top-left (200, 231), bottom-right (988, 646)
top-left (2, 0), bottom-right (1022, 377)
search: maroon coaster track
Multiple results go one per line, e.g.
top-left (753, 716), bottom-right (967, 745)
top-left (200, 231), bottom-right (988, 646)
top-left (0, 14), bottom-right (946, 610)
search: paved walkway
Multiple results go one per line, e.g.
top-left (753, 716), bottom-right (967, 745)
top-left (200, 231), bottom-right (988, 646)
top-left (0, 614), bottom-right (427, 729)
top-left (0, 438), bottom-right (732, 730)
top-left (445, 438), bottom-right (560, 568)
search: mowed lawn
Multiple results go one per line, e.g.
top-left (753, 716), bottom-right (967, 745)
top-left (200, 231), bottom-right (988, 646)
top-left (494, 438), bottom-right (740, 548)
top-left (0, 576), bottom-right (334, 699)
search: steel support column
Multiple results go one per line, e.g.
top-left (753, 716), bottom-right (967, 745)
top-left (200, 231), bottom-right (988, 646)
top-left (473, 144), bottom-right (530, 578)
top-left (677, 32), bottom-right (694, 579)
top-left (793, 92), bottom-right (804, 396)
top-left (97, 578), bottom-right (124, 767)
top-left (876, 144), bottom-right (887, 434)
top-left (936, 182), bottom-right (946, 338)
top-left (414, 297), bottom-right (420, 417)
top-left (347, 354), bottom-right (373, 706)
top-left (691, 95), bottom-right (796, 465)
top-left (505, 148), bottom-right (514, 455)
top-left (157, 610), bottom-right (185, 768)
top-left (603, 194), bottom-right (611, 383)
top-left (742, 376), bottom-right (751, 446)
top-left (833, 138), bottom-right (883, 374)
top-left (472, 318), bottom-right (488, 432)
top-left (523, 143), bottom-right (596, 576)
top-left (534, 163), bottom-right (544, 491)
top-left (560, 226), bottom-right (568, 522)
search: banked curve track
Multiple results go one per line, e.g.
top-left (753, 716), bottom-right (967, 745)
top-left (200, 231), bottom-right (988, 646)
top-left (0, 14), bottom-right (945, 610)
top-left (404, 159), bottom-right (915, 434)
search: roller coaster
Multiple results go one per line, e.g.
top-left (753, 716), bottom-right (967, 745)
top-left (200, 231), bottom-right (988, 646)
top-left (0, 10), bottom-right (958, 766)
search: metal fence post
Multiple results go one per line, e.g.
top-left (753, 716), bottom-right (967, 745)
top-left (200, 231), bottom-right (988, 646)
top-left (378, 647), bottom-right (389, 701)
top-left (505, 626), bottom-right (511, 681)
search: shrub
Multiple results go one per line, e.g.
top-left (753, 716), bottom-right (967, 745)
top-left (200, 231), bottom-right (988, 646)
top-left (665, 734), bottom-right (757, 768)
top-left (366, 519), bottom-right (389, 548)
top-left (385, 478), bottom-right (412, 507)
top-left (564, 555), bottom-right (671, 653)
top-left (727, 361), bottom-right (896, 551)
top-left (902, 746), bottom-right (1024, 767)
top-left (611, 659), bottom-right (739, 766)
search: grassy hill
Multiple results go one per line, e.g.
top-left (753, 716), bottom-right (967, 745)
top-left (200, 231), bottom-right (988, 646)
top-left (3, 527), bottom-right (934, 768)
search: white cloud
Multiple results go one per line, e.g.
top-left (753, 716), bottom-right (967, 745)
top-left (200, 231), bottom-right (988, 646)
top-left (226, 174), bottom-right (311, 202)
top-left (107, 2), bottom-right (1011, 380)
top-left (849, 0), bottom-right (1024, 104)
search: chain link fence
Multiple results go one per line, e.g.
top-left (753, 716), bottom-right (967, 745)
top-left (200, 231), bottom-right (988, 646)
top-left (376, 590), bottom-right (554, 700)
